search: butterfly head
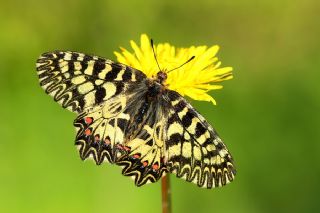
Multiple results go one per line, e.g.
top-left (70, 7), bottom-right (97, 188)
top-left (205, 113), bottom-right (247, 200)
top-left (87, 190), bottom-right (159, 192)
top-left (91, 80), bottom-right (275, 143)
top-left (151, 38), bottom-right (194, 86)
top-left (156, 71), bottom-right (167, 85)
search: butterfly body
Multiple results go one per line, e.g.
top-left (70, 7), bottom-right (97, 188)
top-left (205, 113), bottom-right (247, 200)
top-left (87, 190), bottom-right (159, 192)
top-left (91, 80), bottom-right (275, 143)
top-left (36, 51), bottom-right (236, 188)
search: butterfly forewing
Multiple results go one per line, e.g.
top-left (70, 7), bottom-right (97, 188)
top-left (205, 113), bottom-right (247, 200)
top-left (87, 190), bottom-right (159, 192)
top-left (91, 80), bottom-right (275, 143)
top-left (36, 51), bottom-right (146, 113)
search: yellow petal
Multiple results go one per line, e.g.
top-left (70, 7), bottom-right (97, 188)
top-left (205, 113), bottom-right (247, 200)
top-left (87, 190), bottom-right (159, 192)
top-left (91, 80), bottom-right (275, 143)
top-left (114, 34), bottom-right (233, 105)
top-left (130, 40), bottom-right (143, 61)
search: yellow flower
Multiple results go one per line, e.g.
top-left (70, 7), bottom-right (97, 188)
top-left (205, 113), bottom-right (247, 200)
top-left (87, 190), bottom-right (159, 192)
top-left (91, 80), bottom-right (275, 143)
top-left (114, 34), bottom-right (233, 105)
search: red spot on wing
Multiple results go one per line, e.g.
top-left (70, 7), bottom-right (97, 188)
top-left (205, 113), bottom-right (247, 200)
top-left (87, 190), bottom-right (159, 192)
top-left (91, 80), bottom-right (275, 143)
top-left (85, 117), bottom-right (93, 124)
top-left (133, 153), bottom-right (141, 159)
top-left (116, 144), bottom-right (131, 152)
top-left (123, 146), bottom-right (131, 151)
top-left (152, 163), bottom-right (159, 170)
top-left (142, 161), bottom-right (148, 167)
top-left (105, 138), bottom-right (111, 145)
top-left (85, 129), bottom-right (91, 136)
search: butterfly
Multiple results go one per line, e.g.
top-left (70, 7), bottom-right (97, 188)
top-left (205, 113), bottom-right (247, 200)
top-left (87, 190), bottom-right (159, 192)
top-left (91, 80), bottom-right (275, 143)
top-left (36, 50), bottom-right (236, 188)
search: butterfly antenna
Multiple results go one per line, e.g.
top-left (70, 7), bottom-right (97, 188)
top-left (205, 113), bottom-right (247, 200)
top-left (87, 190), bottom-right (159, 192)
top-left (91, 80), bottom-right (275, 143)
top-left (151, 39), bottom-right (162, 71)
top-left (167, 56), bottom-right (195, 74)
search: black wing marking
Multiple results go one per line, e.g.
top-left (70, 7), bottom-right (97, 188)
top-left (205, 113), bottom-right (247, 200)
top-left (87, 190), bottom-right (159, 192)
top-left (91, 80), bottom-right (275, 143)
top-left (73, 86), bottom-right (168, 186)
top-left (36, 51), bottom-right (146, 113)
top-left (163, 90), bottom-right (236, 188)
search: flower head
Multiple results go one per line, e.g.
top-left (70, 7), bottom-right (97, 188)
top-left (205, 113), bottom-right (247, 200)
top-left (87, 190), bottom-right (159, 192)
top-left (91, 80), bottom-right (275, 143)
top-left (114, 34), bottom-right (233, 105)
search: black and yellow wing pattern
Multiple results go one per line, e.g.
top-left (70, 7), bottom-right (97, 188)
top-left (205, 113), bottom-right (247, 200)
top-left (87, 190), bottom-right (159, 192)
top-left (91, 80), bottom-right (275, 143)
top-left (36, 51), bottom-right (236, 188)
top-left (163, 91), bottom-right (236, 188)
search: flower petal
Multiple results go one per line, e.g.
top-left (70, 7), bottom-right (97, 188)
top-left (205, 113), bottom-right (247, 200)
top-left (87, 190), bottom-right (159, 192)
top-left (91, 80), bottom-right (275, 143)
top-left (114, 34), bottom-right (233, 105)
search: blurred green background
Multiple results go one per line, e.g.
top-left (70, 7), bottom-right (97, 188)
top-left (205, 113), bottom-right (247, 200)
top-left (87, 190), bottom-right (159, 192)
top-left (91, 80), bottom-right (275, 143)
top-left (1, 0), bottom-right (319, 212)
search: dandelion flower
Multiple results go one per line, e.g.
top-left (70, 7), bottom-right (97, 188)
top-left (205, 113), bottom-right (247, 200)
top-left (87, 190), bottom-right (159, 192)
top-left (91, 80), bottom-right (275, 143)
top-left (114, 34), bottom-right (233, 105)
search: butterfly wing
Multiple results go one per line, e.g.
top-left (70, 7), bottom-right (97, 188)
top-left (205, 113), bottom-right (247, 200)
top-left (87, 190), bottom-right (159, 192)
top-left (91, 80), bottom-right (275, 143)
top-left (73, 85), bottom-right (168, 186)
top-left (163, 90), bottom-right (236, 188)
top-left (36, 51), bottom-right (235, 188)
top-left (36, 51), bottom-right (146, 113)
top-left (37, 51), bottom-right (167, 185)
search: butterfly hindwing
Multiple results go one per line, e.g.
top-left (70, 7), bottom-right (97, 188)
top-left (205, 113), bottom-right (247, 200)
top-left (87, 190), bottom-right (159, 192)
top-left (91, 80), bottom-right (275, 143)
top-left (163, 91), bottom-right (236, 188)
top-left (36, 51), bottom-right (146, 113)
top-left (117, 119), bottom-right (168, 186)
top-left (73, 85), bottom-right (168, 186)
top-left (74, 95), bottom-right (129, 164)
